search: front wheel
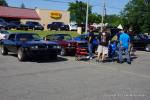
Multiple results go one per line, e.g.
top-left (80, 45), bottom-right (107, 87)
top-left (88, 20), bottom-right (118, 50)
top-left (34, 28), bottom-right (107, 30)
top-left (48, 27), bottom-right (51, 31)
top-left (145, 44), bottom-right (150, 52)
top-left (1, 45), bottom-right (8, 55)
top-left (58, 28), bottom-right (61, 31)
top-left (17, 48), bottom-right (26, 61)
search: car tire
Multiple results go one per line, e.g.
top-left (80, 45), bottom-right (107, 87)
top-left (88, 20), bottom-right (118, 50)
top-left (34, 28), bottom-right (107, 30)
top-left (52, 55), bottom-right (58, 59)
top-left (48, 27), bottom-right (51, 31)
top-left (58, 28), bottom-right (61, 31)
top-left (17, 48), bottom-right (26, 61)
top-left (32, 27), bottom-right (35, 31)
top-left (60, 48), bottom-right (66, 56)
top-left (145, 44), bottom-right (150, 52)
top-left (1, 45), bottom-right (8, 55)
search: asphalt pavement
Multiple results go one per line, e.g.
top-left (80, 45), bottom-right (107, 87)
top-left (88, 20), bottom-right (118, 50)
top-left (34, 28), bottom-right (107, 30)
top-left (0, 51), bottom-right (150, 100)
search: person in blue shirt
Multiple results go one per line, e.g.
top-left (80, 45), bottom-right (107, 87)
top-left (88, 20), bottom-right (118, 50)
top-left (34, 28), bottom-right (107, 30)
top-left (118, 28), bottom-right (131, 64)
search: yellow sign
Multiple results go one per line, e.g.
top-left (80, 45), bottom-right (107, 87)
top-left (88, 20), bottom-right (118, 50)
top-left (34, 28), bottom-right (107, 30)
top-left (50, 11), bottom-right (62, 19)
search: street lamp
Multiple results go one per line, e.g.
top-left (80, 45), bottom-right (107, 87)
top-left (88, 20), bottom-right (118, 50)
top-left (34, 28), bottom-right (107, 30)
top-left (85, 0), bottom-right (89, 33)
top-left (101, 0), bottom-right (106, 32)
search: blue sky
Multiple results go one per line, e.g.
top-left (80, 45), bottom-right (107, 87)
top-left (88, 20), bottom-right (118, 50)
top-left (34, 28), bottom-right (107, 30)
top-left (6, 0), bottom-right (130, 15)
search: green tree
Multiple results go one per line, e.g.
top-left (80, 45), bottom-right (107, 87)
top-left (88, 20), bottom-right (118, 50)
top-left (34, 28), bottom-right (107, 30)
top-left (68, 1), bottom-right (92, 24)
top-left (88, 13), bottom-right (101, 24)
top-left (0, 0), bottom-right (8, 6)
top-left (106, 14), bottom-right (122, 27)
top-left (121, 0), bottom-right (150, 33)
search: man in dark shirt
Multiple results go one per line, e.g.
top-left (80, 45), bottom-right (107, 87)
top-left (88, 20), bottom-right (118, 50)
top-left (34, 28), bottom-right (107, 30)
top-left (96, 28), bottom-right (110, 62)
top-left (87, 28), bottom-right (94, 60)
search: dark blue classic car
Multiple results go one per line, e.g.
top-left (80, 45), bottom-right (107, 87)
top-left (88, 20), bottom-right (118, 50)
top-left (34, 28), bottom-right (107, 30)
top-left (1, 33), bottom-right (61, 61)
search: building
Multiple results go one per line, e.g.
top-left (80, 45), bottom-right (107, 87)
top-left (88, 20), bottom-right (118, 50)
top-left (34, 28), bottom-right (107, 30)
top-left (21, 8), bottom-right (70, 30)
top-left (0, 6), bottom-right (70, 30)
top-left (0, 6), bottom-right (40, 21)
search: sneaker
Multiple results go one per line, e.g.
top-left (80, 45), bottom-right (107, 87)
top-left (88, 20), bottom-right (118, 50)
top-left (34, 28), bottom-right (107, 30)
top-left (127, 62), bottom-right (131, 65)
top-left (117, 60), bottom-right (123, 64)
top-left (86, 56), bottom-right (90, 59)
top-left (90, 57), bottom-right (93, 60)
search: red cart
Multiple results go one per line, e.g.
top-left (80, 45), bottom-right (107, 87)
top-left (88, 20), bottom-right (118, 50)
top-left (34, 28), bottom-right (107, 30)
top-left (75, 41), bottom-right (88, 61)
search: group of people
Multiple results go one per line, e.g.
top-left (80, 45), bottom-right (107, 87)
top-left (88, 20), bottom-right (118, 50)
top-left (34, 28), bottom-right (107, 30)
top-left (87, 27), bottom-right (132, 64)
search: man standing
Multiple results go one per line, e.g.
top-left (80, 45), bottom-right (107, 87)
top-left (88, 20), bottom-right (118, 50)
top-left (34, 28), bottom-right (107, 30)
top-left (118, 28), bottom-right (131, 64)
top-left (87, 28), bottom-right (94, 60)
top-left (96, 28), bottom-right (110, 62)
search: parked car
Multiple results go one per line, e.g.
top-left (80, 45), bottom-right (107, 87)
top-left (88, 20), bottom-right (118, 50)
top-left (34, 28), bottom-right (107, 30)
top-left (16, 23), bottom-right (28, 30)
top-left (47, 22), bottom-right (69, 31)
top-left (73, 33), bottom-right (99, 52)
top-left (0, 18), bottom-right (8, 29)
top-left (1, 33), bottom-right (61, 61)
top-left (26, 21), bottom-right (44, 30)
top-left (0, 30), bottom-right (9, 40)
top-left (68, 24), bottom-right (77, 31)
top-left (44, 34), bottom-right (76, 56)
top-left (7, 21), bottom-right (21, 29)
top-left (132, 34), bottom-right (150, 52)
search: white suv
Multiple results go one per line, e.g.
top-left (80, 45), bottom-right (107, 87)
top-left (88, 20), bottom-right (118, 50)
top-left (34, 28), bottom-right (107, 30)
top-left (68, 24), bottom-right (77, 31)
top-left (0, 30), bottom-right (9, 40)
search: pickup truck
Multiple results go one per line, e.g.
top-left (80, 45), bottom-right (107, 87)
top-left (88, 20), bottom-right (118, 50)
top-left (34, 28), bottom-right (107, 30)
top-left (1, 33), bottom-right (61, 61)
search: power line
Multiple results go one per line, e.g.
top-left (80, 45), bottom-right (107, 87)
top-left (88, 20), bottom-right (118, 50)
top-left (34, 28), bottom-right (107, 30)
top-left (43, 0), bottom-right (123, 12)
top-left (43, 0), bottom-right (71, 4)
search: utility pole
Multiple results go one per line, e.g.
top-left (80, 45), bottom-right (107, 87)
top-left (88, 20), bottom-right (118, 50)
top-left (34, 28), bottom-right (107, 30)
top-left (101, 0), bottom-right (106, 32)
top-left (85, 0), bottom-right (89, 33)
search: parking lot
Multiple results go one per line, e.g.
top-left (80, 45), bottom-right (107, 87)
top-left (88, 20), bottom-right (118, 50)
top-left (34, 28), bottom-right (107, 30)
top-left (0, 51), bottom-right (150, 100)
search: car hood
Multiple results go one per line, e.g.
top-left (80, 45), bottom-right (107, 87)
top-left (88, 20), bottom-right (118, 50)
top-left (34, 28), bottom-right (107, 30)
top-left (21, 40), bottom-right (58, 46)
top-left (56, 40), bottom-right (76, 44)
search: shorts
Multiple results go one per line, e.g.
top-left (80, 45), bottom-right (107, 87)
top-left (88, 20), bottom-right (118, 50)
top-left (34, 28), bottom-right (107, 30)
top-left (96, 45), bottom-right (108, 55)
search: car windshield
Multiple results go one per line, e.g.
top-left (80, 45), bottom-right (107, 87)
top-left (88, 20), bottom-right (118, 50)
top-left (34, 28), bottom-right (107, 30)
top-left (0, 30), bottom-right (9, 34)
top-left (10, 21), bottom-right (20, 25)
top-left (17, 34), bottom-right (42, 41)
top-left (46, 34), bottom-right (72, 41)
top-left (139, 34), bottom-right (149, 39)
top-left (32, 22), bottom-right (40, 25)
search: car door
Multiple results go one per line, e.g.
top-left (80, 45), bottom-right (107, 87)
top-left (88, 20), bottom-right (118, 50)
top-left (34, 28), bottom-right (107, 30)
top-left (133, 35), bottom-right (144, 49)
top-left (6, 34), bottom-right (17, 53)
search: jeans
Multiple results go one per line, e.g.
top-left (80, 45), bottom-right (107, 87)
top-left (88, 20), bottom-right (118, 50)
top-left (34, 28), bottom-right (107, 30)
top-left (118, 46), bottom-right (131, 63)
top-left (88, 43), bottom-right (93, 58)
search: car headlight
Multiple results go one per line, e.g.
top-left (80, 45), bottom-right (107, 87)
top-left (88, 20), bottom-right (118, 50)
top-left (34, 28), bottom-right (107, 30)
top-left (53, 45), bottom-right (61, 49)
top-left (31, 46), bottom-right (38, 49)
top-left (68, 43), bottom-right (71, 46)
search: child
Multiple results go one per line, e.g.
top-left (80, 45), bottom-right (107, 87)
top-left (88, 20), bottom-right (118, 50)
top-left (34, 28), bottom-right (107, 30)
top-left (108, 41), bottom-right (117, 62)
